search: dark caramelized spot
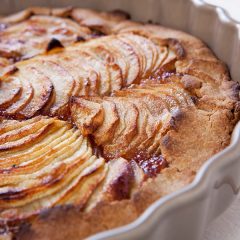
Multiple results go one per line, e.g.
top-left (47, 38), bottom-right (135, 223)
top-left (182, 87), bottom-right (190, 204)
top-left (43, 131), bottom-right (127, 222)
top-left (190, 96), bottom-right (198, 104)
top-left (0, 190), bottom-right (27, 201)
top-left (9, 55), bottom-right (22, 63)
top-left (46, 38), bottom-right (64, 52)
top-left (2, 65), bottom-right (19, 76)
top-left (88, 135), bottom-right (103, 158)
top-left (90, 28), bottom-right (106, 38)
top-left (76, 36), bottom-right (86, 42)
top-left (133, 152), bottom-right (168, 177)
top-left (168, 38), bottom-right (185, 58)
top-left (109, 9), bottom-right (131, 20)
top-left (109, 163), bottom-right (133, 200)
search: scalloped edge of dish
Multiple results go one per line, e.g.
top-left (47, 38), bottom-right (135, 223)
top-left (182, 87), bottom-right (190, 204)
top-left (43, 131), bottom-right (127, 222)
top-left (0, 1), bottom-right (239, 239)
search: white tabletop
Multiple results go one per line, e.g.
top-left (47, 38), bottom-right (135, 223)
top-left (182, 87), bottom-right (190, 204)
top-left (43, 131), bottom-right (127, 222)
top-left (203, 195), bottom-right (240, 240)
top-left (203, 2), bottom-right (240, 240)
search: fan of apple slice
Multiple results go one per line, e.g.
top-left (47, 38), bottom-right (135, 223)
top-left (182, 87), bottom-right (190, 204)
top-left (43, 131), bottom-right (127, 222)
top-left (0, 15), bottom-right (91, 61)
top-left (0, 116), bottom-right (144, 222)
top-left (0, 33), bottom-right (171, 120)
top-left (70, 81), bottom-right (194, 160)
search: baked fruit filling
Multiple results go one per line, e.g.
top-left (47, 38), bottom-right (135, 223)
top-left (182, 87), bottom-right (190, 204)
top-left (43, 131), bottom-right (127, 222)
top-left (0, 33), bottom-right (177, 119)
top-left (0, 7), bottom-right (239, 240)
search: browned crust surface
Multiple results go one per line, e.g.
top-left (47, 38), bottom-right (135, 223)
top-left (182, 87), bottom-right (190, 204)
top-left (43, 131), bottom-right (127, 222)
top-left (0, 6), bottom-right (239, 240)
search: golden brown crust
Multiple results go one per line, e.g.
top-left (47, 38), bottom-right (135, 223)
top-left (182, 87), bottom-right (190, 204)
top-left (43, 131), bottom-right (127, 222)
top-left (0, 6), bottom-right (239, 240)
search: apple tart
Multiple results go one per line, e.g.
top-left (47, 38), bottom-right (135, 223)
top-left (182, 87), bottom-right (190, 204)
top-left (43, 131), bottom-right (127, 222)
top-left (0, 7), bottom-right (239, 240)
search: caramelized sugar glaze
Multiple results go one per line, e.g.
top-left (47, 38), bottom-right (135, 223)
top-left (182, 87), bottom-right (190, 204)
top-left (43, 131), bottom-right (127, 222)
top-left (0, 7), bottom-right (239, 239)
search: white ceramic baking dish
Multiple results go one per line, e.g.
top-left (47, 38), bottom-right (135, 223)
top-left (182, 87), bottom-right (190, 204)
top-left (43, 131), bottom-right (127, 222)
top-left (1, 1), bottom-right (240, 240)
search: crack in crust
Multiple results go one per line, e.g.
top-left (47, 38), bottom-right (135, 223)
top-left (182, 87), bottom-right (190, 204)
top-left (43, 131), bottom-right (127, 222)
top-left (0, 6), bottom-right (239, 240)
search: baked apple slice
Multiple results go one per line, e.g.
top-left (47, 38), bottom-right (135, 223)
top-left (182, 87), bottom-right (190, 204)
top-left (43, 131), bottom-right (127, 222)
top-left (36, 59), bottom-right (75, 117)
top-left (151, 40), bottom-right (168, 73)
top-left (97, 36), bottom-right (128, 82)
top-left (0, 125), bottom-right (71, 168)
top-left (111, 95), bottom-right (163, 159)
top-left (70, 98), bottom-right (103, 136)
top-left (106, 37), bottom-right (140, 86)
top-left (71, 95), bottom-right (150, 159)
top-left (17, 62), bottom-right (54, 118)
top-left (85, 44), bottom-right (123, 92)
top-left (0, 77), bottom-right (22, 109)
top-left (86, 157), bottom-right (146, 211)
top-left (71, 97), bottom-right (119, 145)
top-left (75, 50), bottom-right (111, 96)
top-left (141, 83), bottom-right (193, 107)
top-left (0, 60), bottom-right (54, 119)
top-left (3, 72), bottom-right (34, 117)
top-left (54, 157), bottom-right (107, 206)
top-left (159, 48), bottom-right (177, 72)
top-left (0, 130), bottom-right (84, 188)
top-left (71, 8), bottom-right (129, 34)
top-left (120, 34), bottom-right (153, 77)
top-left (61, 46), bottom-right (110, 96)
top-left (0, 15), bottom-right (91, 61)
top-left (86, 157), bottom-right (137, 210)
top-left (0, 118), bottom-right (54, 151)
top-left (1, 128), bottom-right (82, 176)
top-left (0, 116), bottom-right (48, 134)
top-left (71, 80), bottom-right (194, 160)
top-left (102, 97), bottom-right (139, 159)
top-left (48, 52), bottom-right (97, 97)
top-left (116, 36), bottom-right (141, 85)
top-left (0, 118), bottom-right (53, 145)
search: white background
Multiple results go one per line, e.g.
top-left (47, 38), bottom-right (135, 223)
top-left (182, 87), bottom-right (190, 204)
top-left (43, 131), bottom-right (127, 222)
top-left (203, 1), bottom-right (240, 240)
top-left (203, 195), bottom-right (240, 240)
